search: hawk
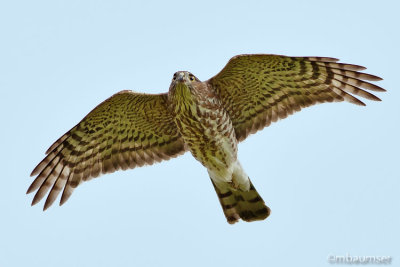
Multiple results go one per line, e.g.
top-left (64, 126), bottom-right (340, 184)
top-left (28, 54), bottom-right (385, 224)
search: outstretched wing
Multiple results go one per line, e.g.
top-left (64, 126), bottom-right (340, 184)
top-left (207, 54), bottom-right (385, 142)
top-left (28, 90), bottom-right (186, 210)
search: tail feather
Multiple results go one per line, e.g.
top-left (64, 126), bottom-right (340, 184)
top-left (212, 179), bottom-right (270, 224)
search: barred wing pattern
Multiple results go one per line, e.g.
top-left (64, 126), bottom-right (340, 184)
top-left (208, 54), bottom-right (385, 142)
top-left (28, 91), bottom-right (186, 210)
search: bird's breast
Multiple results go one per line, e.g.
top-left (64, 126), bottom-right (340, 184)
top-left (172, 97), bottom-right (238, 170)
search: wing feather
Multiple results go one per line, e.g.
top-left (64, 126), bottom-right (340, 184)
top-left (207, 54), bottom-right (384, 141)
top-left (29, 91), bottom-right (186, 209)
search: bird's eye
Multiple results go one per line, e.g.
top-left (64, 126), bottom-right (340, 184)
top-left (189, 75), bottom-right (195, 81)
top-left (173, 74), bottom-right (177, 80)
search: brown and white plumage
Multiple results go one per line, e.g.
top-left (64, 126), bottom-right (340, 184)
top-left (28, 92), bottom-right (186, 210)
top-left (29, 54), bottom-right (384, 224)
top-left (207, 55), bottom-right (384, 141)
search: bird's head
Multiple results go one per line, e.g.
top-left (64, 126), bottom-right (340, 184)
top-left (168, 71), bottom-right (201, 98)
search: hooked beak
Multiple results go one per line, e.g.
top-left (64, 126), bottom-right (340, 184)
top-left (176, 72), bottom-right (185, 82)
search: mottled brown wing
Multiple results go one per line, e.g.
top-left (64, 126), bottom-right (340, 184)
top-left (28, 90), bottom-right (186, 210)
top-left (207, 54), bottom-right (385, 142)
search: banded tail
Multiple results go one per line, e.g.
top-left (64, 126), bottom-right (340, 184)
top-left (212, 179), bottom-right (270, 224)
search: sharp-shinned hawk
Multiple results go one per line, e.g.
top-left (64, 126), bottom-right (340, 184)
top-left (28, 54), bottom-right (385, 224)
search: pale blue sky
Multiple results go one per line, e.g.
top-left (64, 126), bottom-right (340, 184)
top-left (1, 1), bottom-right (399, 266)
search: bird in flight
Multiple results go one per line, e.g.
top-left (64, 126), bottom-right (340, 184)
top-left (28, 54), bottom-right (385, 224)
